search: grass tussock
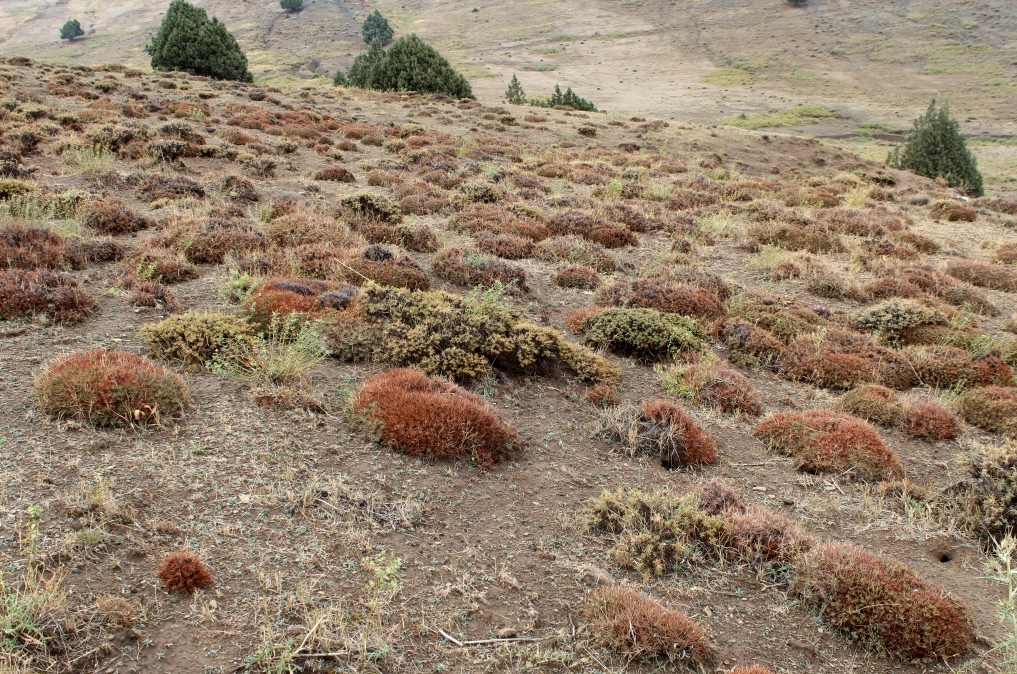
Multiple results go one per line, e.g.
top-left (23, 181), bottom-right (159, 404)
top-left (0, 269), bottom-right (97, 323)
top-left (353, 368), bottom-right (516, 468)
top-left (34, 350), bottom-right (189, 427)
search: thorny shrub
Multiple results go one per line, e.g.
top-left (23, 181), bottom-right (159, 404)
top-left (581, 585), bottom-right (714, 667)
top-left (582, 308), bottom-right (704, 361)
top-left (596, 278), bottom-right (724, 321)
top-left (0, 269), bottom-right (96, 323)
top-left (955, 386), bottom-right (1017, 437)
top-left (353, 368), bottom-right (516, 468)
top-left (658, 357), bottom-right (762, 416)
top-left (1, 225), bottom-right (83, 270)
top-left (139, 312), bottom-right (255, 366)
top-left (34, 350), bottom-right (189, 427)
top-left (754, 410), bottom-right (904, 480)
top-left (597, 400), bottom-right (718, 469)
top-left (793, 542), bottom-right (973, 661)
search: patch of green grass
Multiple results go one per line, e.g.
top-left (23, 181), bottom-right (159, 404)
top-left (548, 33), bottom-right (575, 42)
top-left (724, 105), bottom-right (835, 129)
top-left (534, 63), bottom-right (558, 72)
top-left (923, 41), bottom-right (1005, 77)
top-left (782, 70), bottom-right (817, 82)
top-left (702, 68), bottom-right (754, 86)
top-left (532, 47), bottom-right (563, 55)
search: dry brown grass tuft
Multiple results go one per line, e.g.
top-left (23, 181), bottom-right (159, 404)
top-left (555, 264), bottom-right (600, 289)
top-left (353, 368), bottom-right (517, 468)
top-left (793, 542), bottom-right (973, 661)
top-left (157, 550), bottom-right (213, 593)
top-left (34, 350), bottom-right (189, 427)
top-left (597, 278), bottom-right (724, 321)
top-left (659, 358), bottom-right (762, 416)
top-left (581, 585), bottom-right (714, 667)
top-left (754, 410), bottom-right (903, 479)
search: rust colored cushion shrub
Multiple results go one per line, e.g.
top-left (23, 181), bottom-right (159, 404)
top-left (903, 402), bottom-right (958, 441)
top-left (34, 350), bottom-right (189, 427)
top-left (0, 269), bottom-right (97, 323)
top-left (793, 542), bottom-right (973, 661)
top-left (639, 399), bottom-right (718, 468)
top-left (1, 225), bottom-right (83, 270)
top-left (754, 410), bottom-right (903, 480)
top-left (156, 550), bottom-right (212, 593)
top-left (943, 259), bottom-right (1017, 292)
top-left (955, 386), bottom-right (1017, 436)
top-left (84, 198), bottom-right (151, 235)
top-left (353, 368), bottom-right (517, 468)
top-left (555, 264), bottom-right (600, 290)
top-left (581, 585), bottom-right (714, 667)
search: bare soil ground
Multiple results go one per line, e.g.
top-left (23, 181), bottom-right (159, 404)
top-left (2, 58), bottom-right (1017, 674)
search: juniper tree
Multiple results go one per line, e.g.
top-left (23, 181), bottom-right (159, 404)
top-left (362, 10), bottom-right (394, 44)
top-left (368, 35), bottom-right (474, 99)
top-left (280, 0), bottom-right (303, 11)
top-left (345, 38), bottom-right (385, 88)
top-left (887, 99), bottom-right (983, 197)
top-left (505, 74), bottom-right (526, 105)
top-left (60, 19), bottom-right (85, 41)
top-left (147, 0), bottom-right (253, 82)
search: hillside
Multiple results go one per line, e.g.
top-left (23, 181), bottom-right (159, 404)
top-left (3, 55), bottom-right (1017, 674)
top-left (1, 0), bottom-right (1016, 135)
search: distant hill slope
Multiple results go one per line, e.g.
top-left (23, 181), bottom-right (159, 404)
top-left (1, 0), bottom-right (1015, 135)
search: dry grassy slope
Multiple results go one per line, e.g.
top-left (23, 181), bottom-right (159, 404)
top-left (1, 0), bottom-right (1015, 135)
top-left (3, 58), bottom-right (1017, 673)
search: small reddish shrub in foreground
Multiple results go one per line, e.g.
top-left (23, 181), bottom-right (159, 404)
top-left (611, 399), bottom-right (718, 468)
top-left (0, 269), bottom-right (97, 323)
top-left (793, 542), bottom-right (973, 661)
top-left (353, 368), bottom-right (516, 468)
top-left (727, 667), bottom-right (774, 674)
top-left (661, 359), bottom-right (762, 416)
top-left (475, 231), bottom-right (534, 260)
top-left (581, 585), bottom-right (713, 667)
top-left (586, 384), bottom-right (618, 407)
top-left (837, 385), bottom-right (907, 427)
top-left (34, 350), bottom-right (189, 427)
top-left (313, 166), bottom-right (356, 183)
top-left (157, 550), bottom-right (213, 593)
top-left (754, 410), bottom-right (903, 480)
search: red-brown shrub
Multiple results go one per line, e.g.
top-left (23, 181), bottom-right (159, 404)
top-left (84, 198), bottom-right (151, 234)
top-left (909, 345), bottom-right (1014, 390)
top-left (156, 550), bottom-right (213, 594)
top-left (727, 667), bottom-right (774, 674)
top-left (184, 225), bottom-right (265, 264)
top-left (666, 359), bottom-right (762, 415)
top-left (597, 279), bottom-right (724, 321)
top-left (837, 384), bottom-right (907, 427)
top-left (955, 386), bottom-right (1017, 436)
top-left (639, 399), bottom-right (717, 468)
top-left (1, 225), bottom-right (82, 270)
top-left (353, 368), bottom-right (516, 468)
top-left (432, 247), bottom-right (527, 291)
top-left (313, 166), bottom-right (356, 183)
top-left (586, 384), bottom-right (618, 407)
top-left (746, 222), bottom-right (844, 254)
top-left (242, 277), bottom-right (332, 330)
top-left (904, 402), bottom-right (958, 441)
top-left (697, 478), bottom-right (745, 516)
top-left (779, 329), bottom-right (916, 391)
top-left (34, 350), bottom-right (189, 427)
top-left (581, 585), bottom-right (713, 667)
top-left (0, 269), bottom-right (96, 323)
top-left (793, 542), bottom-right (973, 661)
top-left (726, 505), bottom-right (814, 567)
top-left (712, 318), bottom-right (784, 368)
top-left (586, 225), bottom-right (638, 248)
top-left (475, 231), bottom-right (534, 260)
top-left (555, 264), bottom-right (600, 290)
top-left (128, 249), bottom-right (199, 284)
top-left (931, 202), bottom-right (976, 222)
top-left (943, 259), bottom-right (1017, 292)
top-left (754, 410), bottom-right (903, 479)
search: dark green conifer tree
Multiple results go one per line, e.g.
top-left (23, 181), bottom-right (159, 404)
top-left (60, 19), bottom-right (85, 41)
top-left (505, 74), bottom-right (526, 104)
top-left (887, 100), bottom-right (983, 197)
top-left (362, 10), bottom-right (394, 44)
top-left (147, 0), bottom-right (253, 82)
top-left (368, 35), bottom-right (473, 99)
